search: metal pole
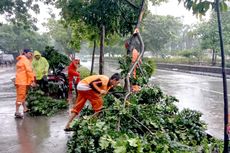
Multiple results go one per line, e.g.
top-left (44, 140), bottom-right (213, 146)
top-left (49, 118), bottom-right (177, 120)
top-left (124, 0), bottom-right (145, 93)
top-left (215, 0), bottom-right (229, 152)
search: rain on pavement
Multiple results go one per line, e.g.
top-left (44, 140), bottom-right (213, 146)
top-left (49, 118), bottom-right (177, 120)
top-left (151, 69), bottom-right (230, 139)
top-left (0, 61), bottom-right (229, 153)
top-left (0, 61), bottom-right (117, 153)
top-left (0, 66), bottom-right (71, 153)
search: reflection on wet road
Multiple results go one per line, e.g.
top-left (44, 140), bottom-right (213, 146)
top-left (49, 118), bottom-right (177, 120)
top-left (152, 69), bottom-right (230, 139)
top-left (0, 67), bottom-right (71, 153)
top-left (0, 63), bottom-right (228, 152)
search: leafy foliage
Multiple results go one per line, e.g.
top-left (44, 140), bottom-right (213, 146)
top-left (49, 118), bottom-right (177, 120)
top-left (44, 19), bottom-right (80, 54)
top-left (57, 0), bottom-right (145, 73)
top-left (187, 10), bottom-right (230, 65)
top-left (78, 66), bottom-right (93, 79)
top-left (178, 0), bottom-right (229, 15)
top-left (57, 0), bottom-right (166, 37)
top-left (58, 0), bottom-right (138, 36)
top-left (118, 56), bottom-right (156, 86)
top-left (26, 88), bottom-right (68, 116)
top-left (0, 24), bottom-right (50, 52)
top-left (0, 0), bottom-right (57, 29)
top-left (142, 14), bottom-right (183, 54)
top-left (43, 46), bottom-right (71, 71)
top-left (67, 86), bottom-right (223, 152)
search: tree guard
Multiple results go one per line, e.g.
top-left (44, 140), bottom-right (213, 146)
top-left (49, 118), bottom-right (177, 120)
top-left (124, 0), bottom-right (145, 103)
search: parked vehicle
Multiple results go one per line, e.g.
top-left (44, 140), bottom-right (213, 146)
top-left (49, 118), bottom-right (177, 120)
top-left (47, 64), bottom-right (69, 99)
top-left (0, 53), bottom-right (14, 65)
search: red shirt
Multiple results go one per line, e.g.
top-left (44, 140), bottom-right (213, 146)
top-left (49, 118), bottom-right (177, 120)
top-left (68, 60), bottom-right (78, 72)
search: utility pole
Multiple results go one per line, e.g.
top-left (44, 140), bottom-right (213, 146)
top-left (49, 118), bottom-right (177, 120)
top-left (215, 0), bottom-right (229, 152)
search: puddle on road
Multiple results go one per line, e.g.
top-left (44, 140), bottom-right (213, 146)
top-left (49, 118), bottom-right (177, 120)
top-left (0, 67), bottom-right (70, 153)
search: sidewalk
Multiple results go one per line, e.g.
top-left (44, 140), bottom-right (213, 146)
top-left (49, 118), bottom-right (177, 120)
top-left (157, 63), bottom-right (230, 79)
top-left (0, 67), bottom-right (71, 153)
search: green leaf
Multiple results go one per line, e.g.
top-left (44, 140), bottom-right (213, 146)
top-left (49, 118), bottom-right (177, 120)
top-left (220, 2), bottom-right (228, 12)
top-left (114, 146), bottom-right (126, 153)
top-left (128, 138), bottom-right (138, 147)
top-left (96, 121), bottom-right (106, 129)
top-left (99, 136), bottom-right (110, 149)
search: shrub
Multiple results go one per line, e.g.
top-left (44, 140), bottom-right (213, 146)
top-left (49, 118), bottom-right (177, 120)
top-left (78, 66), bottom-right (92, 79)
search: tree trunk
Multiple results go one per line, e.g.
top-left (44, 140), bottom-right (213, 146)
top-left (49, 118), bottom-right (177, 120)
top-left (90, 40), bottom-right (96, 75)
top-left (99, 25), bottom-right (105, 74)
top-left (214, 50), bottom-right (217, 65)
top-left (212, 49), bottom-right (215, 66)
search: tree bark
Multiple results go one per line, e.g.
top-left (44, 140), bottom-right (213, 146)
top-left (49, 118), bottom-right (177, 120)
top-left (99, 25), bottom-right (105, 74)
top-left (214, 50), bottom-right (217, 65)
top-left (212, 49), bottom-right (215, 65)
top-left (90, 40), bottom-right (96, 75)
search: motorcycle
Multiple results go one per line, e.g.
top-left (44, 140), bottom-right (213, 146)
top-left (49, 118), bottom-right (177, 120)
top-left (47, 64), bottom-right (69, 99)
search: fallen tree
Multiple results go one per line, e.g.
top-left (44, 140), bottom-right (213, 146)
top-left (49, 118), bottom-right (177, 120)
top-left (66, 57), bottom-right (223, 152)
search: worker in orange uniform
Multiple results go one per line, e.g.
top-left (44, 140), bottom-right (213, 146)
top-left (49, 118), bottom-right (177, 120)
top-left (125, 28), bottom-right (142, 92)
top-left (64, 73), bottom-right (121, 131)
top-left (132, 28), bottom-right (142, 79)
top-left (15, 49), bottom-right (35, 118)
top-left (68, 58), bottom-right (80, 100)
top-left (125, 28), bottom-right (142, 79)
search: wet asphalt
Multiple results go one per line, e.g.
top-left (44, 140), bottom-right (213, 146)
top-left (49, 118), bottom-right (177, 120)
top-left (0, 62), bottom-right (118, 153)
top-left (0, 66), bottom-right (71, 153)
top-left (0, 61), bottom-right (229, 153)
top-left (152, 69), bottom-right (230, 139)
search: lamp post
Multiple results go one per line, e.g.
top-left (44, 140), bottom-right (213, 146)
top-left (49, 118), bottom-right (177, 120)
top-left (215, 0), bottom-right (229, 152)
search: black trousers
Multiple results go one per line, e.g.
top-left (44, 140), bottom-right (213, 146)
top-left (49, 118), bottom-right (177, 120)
top-left (36, 76), bottom-right (48, 93)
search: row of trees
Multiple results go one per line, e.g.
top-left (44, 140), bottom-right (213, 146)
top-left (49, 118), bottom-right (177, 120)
top-left (0, 24), bottom-right (50, 52)
top-left (0, 0), bottom-right (230, 69)
top-left (0, 15), bottom-right (188, 55)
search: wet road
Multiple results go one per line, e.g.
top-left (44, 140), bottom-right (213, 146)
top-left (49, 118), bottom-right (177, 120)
top-left (0, 62), bottom-right (228, 153)
top-left (151, 69), bottom-right (230, 139)
top-left (0, 67), bottom-right (71, 153)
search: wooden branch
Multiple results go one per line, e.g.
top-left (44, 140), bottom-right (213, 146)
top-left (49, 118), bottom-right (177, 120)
top-left (131, 115), bottom-right (154, 136)
top-left (123, 0), bottom-right (139, 9)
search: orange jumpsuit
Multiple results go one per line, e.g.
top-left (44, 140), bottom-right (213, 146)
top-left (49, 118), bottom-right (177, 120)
top-left (68, 60), bottom-right (80, 91)
top-left (132, 48), bottom-right (142, 78)
top-left (71, 75), bottom-right (113, 114)
top-left (15, 55), bottom-right (34, 103)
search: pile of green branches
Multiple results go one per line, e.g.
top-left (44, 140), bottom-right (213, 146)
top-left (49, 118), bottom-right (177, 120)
top-left (67, 86), bottom-right (223, 153)
top-left (26, 88), bottom-right (68, 116)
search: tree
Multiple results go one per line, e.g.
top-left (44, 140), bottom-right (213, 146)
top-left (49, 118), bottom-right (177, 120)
top-left (179, 1), bottom-right (230, 151)
top-left (178, 0), bottom-right (229, 15)
top-left (57, 0), bottom-right (167, 74)
top-left (0, 23), bottom-right (50, 53)
top-left (142, 14), bottom-right (183, 56)
top-left (174, 24), bottom-right (199, 51)
top-left (0, 0), bottom-right (57, 30)
top-left (193, 10), bottom-right (230, 65)
top-left (44, 19), bottom-right (79, 55)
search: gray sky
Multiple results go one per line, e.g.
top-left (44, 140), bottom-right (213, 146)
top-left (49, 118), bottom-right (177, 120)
top-left (149, 0), bottom-right (210, 25)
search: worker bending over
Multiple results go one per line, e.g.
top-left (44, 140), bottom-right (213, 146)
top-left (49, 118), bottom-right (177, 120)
top-left (64, 73), bottom-right (121, 131)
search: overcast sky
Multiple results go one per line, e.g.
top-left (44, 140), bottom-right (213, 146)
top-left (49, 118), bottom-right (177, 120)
top-left (35, 2), bottom-right (60, 33)
top-left (149, 0), bottom-right (210, 25)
